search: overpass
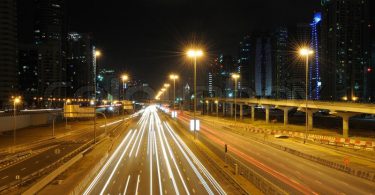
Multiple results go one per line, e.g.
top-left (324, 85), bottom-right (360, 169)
top-left (204, 98), bottom-right (375, 138)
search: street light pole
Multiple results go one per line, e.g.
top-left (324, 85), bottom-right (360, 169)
top-left (170, 74), bottom-right (178, 110)
top-left (187, 49), bottom-right (203, 140)
top-left (299, 48), bottom-right (313, 144)
top-left (231, 73), bottom-right (240, 122)
top-left (12, 97), bottom-right (21, 147)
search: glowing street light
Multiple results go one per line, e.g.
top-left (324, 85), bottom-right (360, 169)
top-left (121, 74), bottom-right (129, 100)
top-left (187, 48), bottom-right (203, 139)
top-left (299, 47), bottom-right (314, 144)
top-left (12, 96), bottom-right (21, 146)
top-left (94, 49), bottom-right (102, 100)
top-left (170, 74), bottom-right (179, 109)
top-left (231, 73), bottom-right (240, 121)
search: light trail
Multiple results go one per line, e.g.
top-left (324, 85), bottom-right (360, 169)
top-left (135, 174), bottom-right (140, 195)
top-left (99, 130), bottom-right (137, 195)
top-left (178, 114), bottom-right (317, 195)
top-left (123, 175), bottom-right (131, 195)
top-left (155, 113), bottom-right (191, 195)
top-left (83, 129), bottom-right (133, 195)
top-left (164, 122), bottom-right (226, 195)
top-left (154, 111), bottom-right (180, 195)
top-left (153, 130), bottom-right (163, 195)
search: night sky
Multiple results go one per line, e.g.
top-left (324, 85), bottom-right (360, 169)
top-left (20, 0), bottom-right (321, 88)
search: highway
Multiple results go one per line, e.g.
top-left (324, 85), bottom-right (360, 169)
top-left (178, 113), bottom-right (375, 195)
top-left (0, 114), bottom-right (137, 193)
top-left (84, 106), bottom-right (226, 195)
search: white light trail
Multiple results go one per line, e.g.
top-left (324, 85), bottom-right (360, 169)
top-left (99, 130), bottom-right (137, 195)
top-left (123, 175), bottom-right (131, 195)
top-left (83, 129), bottom-right (133, 195)
top-left (135, 174), bottom-right (141, 195)
top-left (164, 122), bottom-right (226, 195)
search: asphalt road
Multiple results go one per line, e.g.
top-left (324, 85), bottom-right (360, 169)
top-left (178, 114), bottom-right (375, 195)
top-left (0, 142), bottom-right (81, 189)
top-left (84, 106), bottom-right (226, 195)
top-left (0, 114), bottom-right (137, 192)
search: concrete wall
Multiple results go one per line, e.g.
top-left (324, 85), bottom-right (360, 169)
top-left (0, 112), bottom-right (56, 133)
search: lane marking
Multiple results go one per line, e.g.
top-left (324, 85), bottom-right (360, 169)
top-left (135, 174), bottom-right (140, 195)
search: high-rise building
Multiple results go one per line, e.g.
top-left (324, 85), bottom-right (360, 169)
top-left (66, 32), bottom-right (95, 98)
top-left (289, 23), bottom-right (311, 99)
top-left (207, 54), bottom-right (236, 98)
top-left (34, 0), bottom-right (67, 98)
top-left (370, 0), bottom-right (375, 102)
top-left (18, 44), bottom-right (38, 105)
top-left (321, 0), bottom-right (371, 101)
top-left (238, 35), bottom-right (252, 92)
top-left (310, 12), bottom-right (322, 100)
top-left (0, 0), bottom-right (18, 107)
top-left (272, 27), bottom-right (289, 99)
top-left (97, 68), bottom-right (119, 101)
top-left (254, 36), bottom-right (273, 97)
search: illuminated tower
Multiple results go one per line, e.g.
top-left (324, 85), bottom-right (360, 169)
top-left (310, 12), bottom-right (322, 100)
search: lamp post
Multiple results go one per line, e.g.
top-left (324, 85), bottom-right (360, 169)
top-left (65, 99), bottom-right (71, 129)
top-left (121, 74), bottom-right (129, 100)
top-left (95, 50), bottom-right (101, 101)
top-left (231, 73), bottom-right (240, 122)
top-left (299, 48), bottom-right (313, 144)
top-left (187, 49), bottom-right (203, 140)
top-left (215, 100), bottom-right (219, 119)
top-left (13, 97), bottom-right (21, 146)
top-left (164, 83), bottom-right (170, 103)
top-left (169, 74), bottom-right (179, 110)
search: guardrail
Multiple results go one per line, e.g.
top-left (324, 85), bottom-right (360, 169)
top-left (0, 140), bottom-right (93, 194)
top-left (226, 123), bottom-right (375, 183)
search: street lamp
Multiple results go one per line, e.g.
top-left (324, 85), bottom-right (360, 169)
top-left (187, 49), bottom-right (203, 139)
top-left (215, 100), bottom-right (219, 119)
top-left (164, 83), bottom-right (170, 102)
top-left (12, 96), bottom-right (21, 146)
top-left (95, 50), bottom-right (102, 100)
top-left (65, 99), bottom-right (71, 129)
top-left (121, 74), bottom-right (129, 100)
top-left (169, 74), bottom-right (179, 110)
top-left (231, 73), bottom-right (240, 121)
top-left (299, 47), bottom-right (313, 144)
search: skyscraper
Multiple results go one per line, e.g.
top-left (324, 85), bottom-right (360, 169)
top-left (310, 12), bottom-right (322, 100)
top-left (34, 0), bottom-right (67, 98)
top-left (18, 44), bottom-right (38, 105)
top-left (321, 0), bottom-right (371, 101)
top-left (290, 23), bottom-right (311, 99)
top-left (66, 32), bottom-right (95, 98)
top-left (238, 35), bottom-right (252, 93)
top-left (0, 0), bottom-right (18, 107)
top-left (272, 27), bottom-right (289, 99)
top-left (254, 36), bottom-right (273, 97)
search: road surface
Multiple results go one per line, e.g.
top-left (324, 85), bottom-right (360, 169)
top-left (84, 106), bottom-right (226, 195)
top-left (178, 113), bottom-right (375, 195)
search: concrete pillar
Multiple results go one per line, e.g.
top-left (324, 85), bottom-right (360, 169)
top-left (206, 102), bottom-right (209, 114)
top-left (298, 108), bottom-right (319, 131)
top-left (277, 106), bottom-right (293, 126)
top-left (216, 103), bottom-right (219, 115)
top-left (283, 109), bottom-right (289, 125)
top-left (230, 103), bottom-right (234, 117)
top-left (239, 104), bottom-right (243, 120)
top-left (251, 105), bottom-right (255, 122)
top-left (222, 103), bottom-right (226, 116)
top-left (210, 102), bottom-right (214, 113)
top-left (307, 110), bottom-right (313, 130)
top-left (331, 112), bottom-right (358, 138)
top-left (264, 105), bottom-right (270, 124)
